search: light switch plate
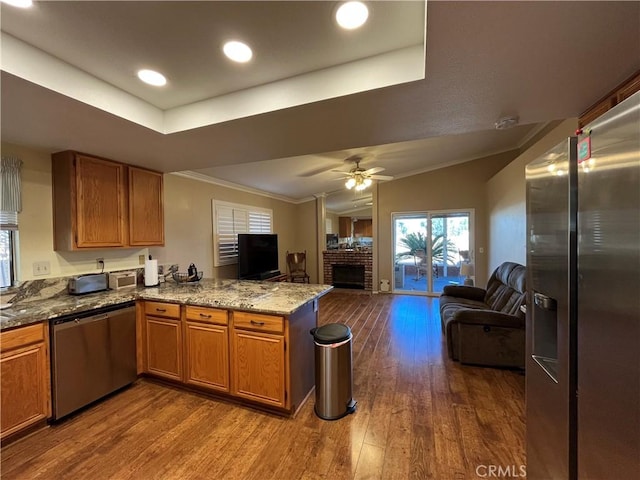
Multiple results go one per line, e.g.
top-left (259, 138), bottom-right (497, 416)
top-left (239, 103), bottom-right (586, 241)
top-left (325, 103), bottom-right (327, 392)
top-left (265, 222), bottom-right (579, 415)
top-left (33, 261), bottom-right (50, 276)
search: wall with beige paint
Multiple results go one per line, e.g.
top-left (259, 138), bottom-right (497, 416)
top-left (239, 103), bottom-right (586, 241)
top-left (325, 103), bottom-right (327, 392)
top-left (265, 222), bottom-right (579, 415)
top-left (376, 150), bottom-right (519, 289)
top-left (325, 211), bottom-right (339, 235)
top-left (2, 142), bottom-right (149, 280)
top-left (4, 142), bottom-right (313, 284)
top-left (148, 173), bottom-right (309, 280)
top-left (486, 119), bottom-right (578, 276)
top-left (292, 199), bottom-right (319, 282)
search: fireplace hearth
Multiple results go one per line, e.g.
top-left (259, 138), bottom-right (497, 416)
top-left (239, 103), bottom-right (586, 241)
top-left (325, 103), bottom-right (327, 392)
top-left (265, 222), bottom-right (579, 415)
top-left (332, 264), bottom-right (365, 289)
top-left (323, 250), bottom-right (372, 291)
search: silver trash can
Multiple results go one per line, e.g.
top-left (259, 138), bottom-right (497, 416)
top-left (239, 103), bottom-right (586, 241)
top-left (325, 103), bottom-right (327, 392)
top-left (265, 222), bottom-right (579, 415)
top-left (311, 323), bottom-right (357, 420)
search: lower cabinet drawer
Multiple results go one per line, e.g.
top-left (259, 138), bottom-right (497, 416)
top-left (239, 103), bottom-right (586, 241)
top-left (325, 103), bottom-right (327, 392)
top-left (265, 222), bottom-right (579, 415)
top-left (145, 301), bottom-right (180, 319)
top-left (185, 306), bottom-right (228, 325)
top-left (0, 323), bottom-right (45, 353)
top-left (233, 312), bottom-right (284, 334)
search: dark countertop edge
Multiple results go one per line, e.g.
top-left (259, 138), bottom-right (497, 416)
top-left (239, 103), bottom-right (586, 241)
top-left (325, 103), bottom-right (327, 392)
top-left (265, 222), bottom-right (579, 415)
top-left (1, 284), bottom-right (334, 332)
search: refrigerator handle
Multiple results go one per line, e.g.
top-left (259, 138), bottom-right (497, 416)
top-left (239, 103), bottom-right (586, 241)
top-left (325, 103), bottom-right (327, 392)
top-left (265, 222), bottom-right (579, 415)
top-left (534, 292), bottom-right (557, 311)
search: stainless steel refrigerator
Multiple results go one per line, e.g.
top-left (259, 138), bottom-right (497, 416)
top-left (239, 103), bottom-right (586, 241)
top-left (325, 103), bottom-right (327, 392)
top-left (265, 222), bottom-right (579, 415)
top-left (525, 90), bottom-right (640, 480)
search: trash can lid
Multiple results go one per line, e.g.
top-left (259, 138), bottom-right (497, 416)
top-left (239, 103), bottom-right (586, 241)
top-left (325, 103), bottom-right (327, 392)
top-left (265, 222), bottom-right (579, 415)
top-left (312, 323), bottom-right (351, 344)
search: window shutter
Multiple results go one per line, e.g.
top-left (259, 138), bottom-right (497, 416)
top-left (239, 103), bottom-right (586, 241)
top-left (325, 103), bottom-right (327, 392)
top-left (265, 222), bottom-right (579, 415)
top-left (215, 205), bottom-right (236, 266)
top-left (249, 211), bottom-right (271, 233)
top-left (212, 200), bottom-right (272, 267)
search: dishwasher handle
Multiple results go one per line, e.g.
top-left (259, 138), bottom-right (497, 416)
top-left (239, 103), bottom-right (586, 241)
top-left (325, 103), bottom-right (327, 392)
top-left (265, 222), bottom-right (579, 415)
top-left (52, 306), bottom-right (135, 332)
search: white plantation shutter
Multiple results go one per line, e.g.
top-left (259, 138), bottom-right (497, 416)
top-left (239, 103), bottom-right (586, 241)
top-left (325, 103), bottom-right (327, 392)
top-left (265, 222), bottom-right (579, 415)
top-left (249, 211), bottom-right (271, 233)
top-left (234, 209), bottom-right (248, 235)
top-left (215, 205), bottom-right (237, 265)
top-left (212, 200), bottom-right (272, 266)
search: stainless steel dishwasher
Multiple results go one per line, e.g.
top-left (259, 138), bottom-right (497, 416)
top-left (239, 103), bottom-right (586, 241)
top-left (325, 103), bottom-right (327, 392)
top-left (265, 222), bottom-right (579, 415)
top-left (50, 301), bottom-right (137, 420)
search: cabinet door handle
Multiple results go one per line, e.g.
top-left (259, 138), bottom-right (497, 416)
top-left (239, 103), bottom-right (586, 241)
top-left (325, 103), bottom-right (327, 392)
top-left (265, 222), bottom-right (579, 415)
top-left (155, 308), bottom-right (166, 312)
top-left (250, 320), bottom-right (265, 326)
top-left (200, 313), bottom-right (212, 318)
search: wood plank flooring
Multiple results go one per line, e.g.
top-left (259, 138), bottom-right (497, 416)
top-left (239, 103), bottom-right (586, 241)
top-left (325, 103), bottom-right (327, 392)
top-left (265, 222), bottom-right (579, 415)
top-left (0, 292), bottom-right (526, 479)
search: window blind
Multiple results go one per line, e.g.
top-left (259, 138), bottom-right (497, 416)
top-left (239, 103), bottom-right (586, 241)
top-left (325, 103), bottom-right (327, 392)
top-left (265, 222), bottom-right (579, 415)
top-left (0, 156), bottom-right (23, 214)
top-left (0, 211), bottom-right (18, 231)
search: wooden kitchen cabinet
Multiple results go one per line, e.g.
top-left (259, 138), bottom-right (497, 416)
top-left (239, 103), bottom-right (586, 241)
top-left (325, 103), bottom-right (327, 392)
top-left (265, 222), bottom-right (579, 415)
top-left (231, 311), bottom-right (287, 408)
top-left (52, 151), bottom-right (164, 250)
top-left (184, 306), bottom-right (229, 393)
top-left (52, 151), bottom-right (127, 249)
top-left (0, 323), bottom-right (51, 440)
top-left (144, 302), bottom-right (182, 381)
top-left (136, 299), bottom-right (315, 416)
top-left (339, 216), bottom-right (352, 237)
top-left (353, 218), bottom-right (372, 237)
top-left (129, 166), bottom-right (164, 246)
top-left (579, 70), bottom-right (640, 128)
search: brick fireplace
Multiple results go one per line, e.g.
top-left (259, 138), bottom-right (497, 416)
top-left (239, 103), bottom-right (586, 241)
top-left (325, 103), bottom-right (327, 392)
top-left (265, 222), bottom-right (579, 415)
top-left (323, 251), bottom-right (373, 291)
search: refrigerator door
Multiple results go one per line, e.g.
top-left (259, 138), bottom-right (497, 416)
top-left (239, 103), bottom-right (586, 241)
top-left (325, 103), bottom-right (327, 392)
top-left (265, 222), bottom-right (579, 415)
top-left (577, 91), bottom-right (640, 478)
top-left (525, 137), bottom-right (578, 480)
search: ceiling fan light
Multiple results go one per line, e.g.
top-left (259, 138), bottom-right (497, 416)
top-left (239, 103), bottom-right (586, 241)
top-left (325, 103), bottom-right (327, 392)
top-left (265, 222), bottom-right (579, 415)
top-left (345, 178), bottom-right (356, 189)
top-left (363, 177), bottom-right (372, 187)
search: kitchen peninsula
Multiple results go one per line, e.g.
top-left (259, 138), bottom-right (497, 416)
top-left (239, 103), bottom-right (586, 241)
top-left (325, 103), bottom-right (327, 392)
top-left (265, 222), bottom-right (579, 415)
top-left (0, 279), bottom-right (332, 440)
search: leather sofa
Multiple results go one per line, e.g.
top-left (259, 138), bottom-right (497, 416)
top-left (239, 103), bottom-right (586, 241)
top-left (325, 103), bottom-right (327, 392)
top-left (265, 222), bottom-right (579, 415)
top-left (439, 262), bottom-right (526, 368)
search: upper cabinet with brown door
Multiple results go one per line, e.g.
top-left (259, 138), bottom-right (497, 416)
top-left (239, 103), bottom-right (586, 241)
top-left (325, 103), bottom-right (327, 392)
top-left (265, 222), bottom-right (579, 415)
top-left (353, 218), bottom-right (372, 237)
top-left (579, 70), bottom-right (640, 128)
top-left (338, 216), bottom-right (352, 237)
top-left (128, 166), bottom-right (164, 246)
top-left (52, 151), bottom-right (164, 250)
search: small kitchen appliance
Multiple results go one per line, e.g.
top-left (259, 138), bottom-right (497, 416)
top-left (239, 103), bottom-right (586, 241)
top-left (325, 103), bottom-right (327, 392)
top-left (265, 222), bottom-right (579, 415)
top-left (67, 273), bottom-right (108, 295)
top-left (108, 272), bottom-right (137, 290)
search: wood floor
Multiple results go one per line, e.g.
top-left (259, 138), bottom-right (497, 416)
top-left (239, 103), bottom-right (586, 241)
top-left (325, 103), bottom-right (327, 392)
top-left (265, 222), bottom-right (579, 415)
top-left (0, 292), bottom-right (526, 480)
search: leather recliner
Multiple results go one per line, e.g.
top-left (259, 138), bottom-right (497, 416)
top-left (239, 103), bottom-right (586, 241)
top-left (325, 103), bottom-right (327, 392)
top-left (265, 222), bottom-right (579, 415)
top-left (439, 262), bottom-right (526, 368)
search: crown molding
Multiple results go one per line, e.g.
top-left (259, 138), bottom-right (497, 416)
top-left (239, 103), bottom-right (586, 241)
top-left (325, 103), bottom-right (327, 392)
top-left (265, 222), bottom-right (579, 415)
top-left (171, 171), bottom-right (316, 205)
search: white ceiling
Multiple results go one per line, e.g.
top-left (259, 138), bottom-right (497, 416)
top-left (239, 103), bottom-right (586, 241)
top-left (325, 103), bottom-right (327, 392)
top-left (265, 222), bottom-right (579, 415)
top-left (1, 1), bottom-right (639, 213)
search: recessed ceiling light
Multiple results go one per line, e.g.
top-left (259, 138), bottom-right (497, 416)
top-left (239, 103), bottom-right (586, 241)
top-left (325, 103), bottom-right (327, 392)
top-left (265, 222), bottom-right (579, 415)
top-left (336, 1), bottom-right (369, 30)
top-left (137, 69), bottom-right (167, 87)
top-left (1, 0), bottom-right (33, 8)
top-left (223, 41), bottom-right (253, 63)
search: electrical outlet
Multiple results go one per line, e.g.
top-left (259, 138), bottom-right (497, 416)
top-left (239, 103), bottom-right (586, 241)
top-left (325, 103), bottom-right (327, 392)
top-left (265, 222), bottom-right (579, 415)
top-left (96, 258), bottom-right (104, 269)
top-left (33, 261), bottom-right (50, 276)
top-left (139, 255), bottom-right (146, 265)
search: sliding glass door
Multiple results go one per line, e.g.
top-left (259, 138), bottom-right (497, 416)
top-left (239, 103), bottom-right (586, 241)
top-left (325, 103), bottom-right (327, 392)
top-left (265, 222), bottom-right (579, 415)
top-left (393, 210), bottom-right (473, 295)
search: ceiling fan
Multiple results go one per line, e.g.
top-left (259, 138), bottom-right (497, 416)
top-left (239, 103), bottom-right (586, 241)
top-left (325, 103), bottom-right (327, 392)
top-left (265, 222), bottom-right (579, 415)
top-left (333, 155), bottom-right (394, 191)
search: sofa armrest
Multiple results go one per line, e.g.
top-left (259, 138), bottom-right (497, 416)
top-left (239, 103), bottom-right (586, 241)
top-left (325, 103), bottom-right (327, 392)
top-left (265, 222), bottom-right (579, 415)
top-left (442, 285), bottom-right (486, 302)
top-left (453, 309), bottom-right (525, 329)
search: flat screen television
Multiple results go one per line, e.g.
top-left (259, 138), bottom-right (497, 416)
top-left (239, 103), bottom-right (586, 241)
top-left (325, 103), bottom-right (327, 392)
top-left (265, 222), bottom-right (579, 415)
top-left (237, 233), bottom-right (279, 280)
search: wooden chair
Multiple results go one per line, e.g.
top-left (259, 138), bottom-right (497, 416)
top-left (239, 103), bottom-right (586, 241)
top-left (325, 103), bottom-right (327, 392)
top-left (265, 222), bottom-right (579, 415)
top-left (286, 251), bottom-right (310, 283)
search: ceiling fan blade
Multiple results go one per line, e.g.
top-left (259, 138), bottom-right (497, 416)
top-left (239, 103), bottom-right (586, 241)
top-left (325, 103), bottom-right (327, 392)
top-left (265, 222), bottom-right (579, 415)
top-left (363, 166), bottom-right (385, 175)
top-left (298, 165), bottom-right (336, 177)
top-left (370, 174), bottom-right (394, 181)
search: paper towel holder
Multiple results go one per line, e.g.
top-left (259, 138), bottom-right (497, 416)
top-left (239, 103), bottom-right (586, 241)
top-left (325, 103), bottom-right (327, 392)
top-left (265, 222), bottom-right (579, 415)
top-left (144, 255), bottom-right (160, 287)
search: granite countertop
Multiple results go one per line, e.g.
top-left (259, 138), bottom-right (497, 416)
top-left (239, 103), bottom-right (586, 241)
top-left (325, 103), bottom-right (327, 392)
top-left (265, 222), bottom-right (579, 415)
top-left (0, 279), bottom-right (333, 331)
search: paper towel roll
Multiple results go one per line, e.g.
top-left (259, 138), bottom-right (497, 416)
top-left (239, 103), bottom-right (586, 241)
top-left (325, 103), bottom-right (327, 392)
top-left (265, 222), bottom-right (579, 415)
top-left (145, 259), bottom-right (158, 287)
